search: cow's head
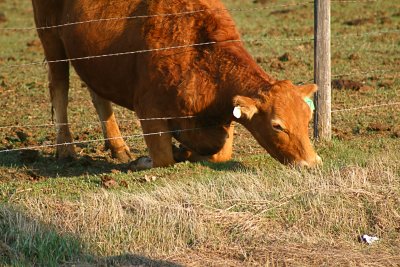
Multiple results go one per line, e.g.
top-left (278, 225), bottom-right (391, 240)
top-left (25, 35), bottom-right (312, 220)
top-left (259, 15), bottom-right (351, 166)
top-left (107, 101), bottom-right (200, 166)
top-left (233, 80), bottom-right (321, 167)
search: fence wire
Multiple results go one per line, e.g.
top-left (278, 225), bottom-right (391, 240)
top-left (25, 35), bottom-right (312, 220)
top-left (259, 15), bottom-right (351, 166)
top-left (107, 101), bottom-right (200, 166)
top-left (0, 124), bottom-right (230, 153)
top-left (0, 97), bottom-right (398, 132)
top-left (0, 116), bottom-right (195, 130)
top-left (1, 28), bottom-right (398, 70)
top-left (1, 99), bottom-right (398, 153)
top-left (332, 102), bottom-right (400, 113)
top-left (2, 98), bottom-right (399, 153)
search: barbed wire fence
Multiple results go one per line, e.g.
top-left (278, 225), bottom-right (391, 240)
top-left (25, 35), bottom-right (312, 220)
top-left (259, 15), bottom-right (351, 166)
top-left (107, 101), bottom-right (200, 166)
top-left (0, 0), bottom-right (398, 154)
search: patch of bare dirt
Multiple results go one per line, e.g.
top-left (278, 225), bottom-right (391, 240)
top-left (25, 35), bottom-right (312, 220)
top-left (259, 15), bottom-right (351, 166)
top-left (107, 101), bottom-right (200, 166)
top-left (344, 18), bottom-right (375, 26)
top-left (333, 128), bottom-right (352, 140)
top-left (332, 79), bottom-right (373, 92)
top-left (0, 168), bottom-right (43, 183)
top-left (366, 123), bottom-right (391, 132)
top-left (255, 56), bottom-right (268, 64)
top-left (295, 42), bottom-right (313, 52)
top-left (1, 130), bottom-right (39, 151)
top-left (101, 175), bottom-right (118, 189)
top-left (266, 52), bottom-right (294, 70)
top-left (378, 79), bottom-right (394, 89)
top-left (26, 39), bottom-right (42, 52)
top-left (252, 0), bottom-right (274, 5)
top-left (348, 53), bottom-right (360, 61)
top-left (269, 59), bottom-right (284, 70)
top-left (101, 175), bottom-right (130, 189)
top-left (0, 11), bottom-right (6, 23)
top-left (270, 9), bottom-right (293, 15)
top-left (25, 170), bottom-right (43, 181)
top-left (379, 16), bottom-right (392, 25)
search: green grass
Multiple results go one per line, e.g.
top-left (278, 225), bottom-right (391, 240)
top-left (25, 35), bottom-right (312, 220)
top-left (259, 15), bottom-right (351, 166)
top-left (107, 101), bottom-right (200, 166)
top-left (0, 0), bottom-right (399, 266)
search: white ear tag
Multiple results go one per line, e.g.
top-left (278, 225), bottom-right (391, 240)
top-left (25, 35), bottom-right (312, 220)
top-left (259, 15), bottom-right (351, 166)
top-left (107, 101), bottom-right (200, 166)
top-left (233, 106), bottom-right (242, 119)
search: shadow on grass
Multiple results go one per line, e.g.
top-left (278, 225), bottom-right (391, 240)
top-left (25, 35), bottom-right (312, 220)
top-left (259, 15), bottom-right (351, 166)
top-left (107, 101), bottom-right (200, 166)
top-left (0, 151), bottom-right (130, 179)
top-left (0, 204), bottom-right (183, 267)
top-left (0, 150), bottom-right (256, 181)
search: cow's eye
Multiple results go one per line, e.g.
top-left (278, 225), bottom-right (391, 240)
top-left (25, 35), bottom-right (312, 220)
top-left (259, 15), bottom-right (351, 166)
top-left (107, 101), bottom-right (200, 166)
top-left (272, 123), bottom-right (285, 132)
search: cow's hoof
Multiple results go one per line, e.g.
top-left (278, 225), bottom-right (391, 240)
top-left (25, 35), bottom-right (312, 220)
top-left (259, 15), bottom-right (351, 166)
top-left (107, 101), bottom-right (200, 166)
top-left (111, 147), bottom-right (132, 163)
top-left (128, 156), bottom-right (153, 171)
top-left (56, 145), bottom-right (77, 161)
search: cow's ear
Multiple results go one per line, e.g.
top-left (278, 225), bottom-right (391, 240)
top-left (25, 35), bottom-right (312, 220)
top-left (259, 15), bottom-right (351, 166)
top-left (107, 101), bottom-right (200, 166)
top-left (298, 84), bottom-right (318, 98)
top-left (233, 96), bottom-right (258, 120)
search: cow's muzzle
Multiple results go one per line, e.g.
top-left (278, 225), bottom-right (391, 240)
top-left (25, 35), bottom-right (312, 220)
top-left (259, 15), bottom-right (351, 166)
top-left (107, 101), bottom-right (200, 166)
top-left (297, 155), bottom-right (322, 168)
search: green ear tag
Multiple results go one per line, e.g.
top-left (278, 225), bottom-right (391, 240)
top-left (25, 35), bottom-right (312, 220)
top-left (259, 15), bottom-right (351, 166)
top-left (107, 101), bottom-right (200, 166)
top-left (304, 97), bottom-right (315, 111)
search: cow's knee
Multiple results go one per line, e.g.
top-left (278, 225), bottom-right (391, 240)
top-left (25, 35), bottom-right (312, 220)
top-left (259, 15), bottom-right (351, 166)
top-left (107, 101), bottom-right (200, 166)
top-left (174, 124), bottom-right (234, 163)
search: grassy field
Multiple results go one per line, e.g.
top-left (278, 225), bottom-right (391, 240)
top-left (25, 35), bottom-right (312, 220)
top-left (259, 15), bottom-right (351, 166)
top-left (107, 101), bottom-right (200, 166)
top-left (0, 0), bottom-right (399, 266)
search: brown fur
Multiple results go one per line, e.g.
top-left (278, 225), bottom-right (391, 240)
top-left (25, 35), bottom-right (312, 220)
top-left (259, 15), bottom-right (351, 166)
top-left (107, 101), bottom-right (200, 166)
top-left (31, 0), bottom-right (320, 167)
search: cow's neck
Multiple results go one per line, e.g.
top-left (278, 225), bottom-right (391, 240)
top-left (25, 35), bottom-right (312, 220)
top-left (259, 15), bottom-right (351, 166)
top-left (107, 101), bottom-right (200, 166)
top-left (190, 46), bottom-right (274, 126)
top-left (215, 46), bottom-right (274, 110)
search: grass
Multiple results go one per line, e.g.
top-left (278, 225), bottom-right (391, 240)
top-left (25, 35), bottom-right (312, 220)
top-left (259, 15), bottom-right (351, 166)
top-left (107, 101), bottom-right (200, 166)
top-left (0, 206), bottom-right (83, 267)
top-left (0, 0), bottom-right (399, 266)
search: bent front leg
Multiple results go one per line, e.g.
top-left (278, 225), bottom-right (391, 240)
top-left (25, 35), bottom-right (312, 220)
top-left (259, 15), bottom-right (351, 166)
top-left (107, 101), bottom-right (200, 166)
top-left (209, 123), bottom-right (234, 162)
top-left (174, 124), bottom-right (234, 163)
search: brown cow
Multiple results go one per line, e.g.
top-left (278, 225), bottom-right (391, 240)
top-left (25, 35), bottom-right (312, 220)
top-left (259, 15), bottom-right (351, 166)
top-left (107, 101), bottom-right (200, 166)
top-left (31, 0), bottom-right (321, 168)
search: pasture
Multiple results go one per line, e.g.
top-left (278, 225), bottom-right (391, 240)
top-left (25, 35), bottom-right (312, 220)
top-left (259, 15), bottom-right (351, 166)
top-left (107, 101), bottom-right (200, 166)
top-left (0, 0), bottom-right (399, 266)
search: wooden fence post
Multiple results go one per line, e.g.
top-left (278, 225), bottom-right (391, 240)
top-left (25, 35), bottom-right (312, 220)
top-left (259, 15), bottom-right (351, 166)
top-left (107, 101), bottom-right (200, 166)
top-left (314, 0), bottom-right (332, 141)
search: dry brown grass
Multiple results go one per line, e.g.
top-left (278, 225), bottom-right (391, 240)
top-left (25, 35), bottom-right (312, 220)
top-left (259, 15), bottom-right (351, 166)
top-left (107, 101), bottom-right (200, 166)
top-left (3, 156), bottom-right (398, 266)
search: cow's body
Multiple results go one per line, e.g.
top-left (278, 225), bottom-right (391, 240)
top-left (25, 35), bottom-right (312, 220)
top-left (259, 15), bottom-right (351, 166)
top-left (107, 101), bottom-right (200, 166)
top-left (31, 0), bottom-right (321, 168)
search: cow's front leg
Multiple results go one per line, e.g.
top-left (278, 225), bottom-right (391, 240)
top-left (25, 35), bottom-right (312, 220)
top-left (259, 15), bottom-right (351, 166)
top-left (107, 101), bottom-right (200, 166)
top-left (174, 124), bottom-right (234, 163)
top-left (89, 89), bottom-right (132, 162)
top-left (140, 121), bottom-right (175, 168)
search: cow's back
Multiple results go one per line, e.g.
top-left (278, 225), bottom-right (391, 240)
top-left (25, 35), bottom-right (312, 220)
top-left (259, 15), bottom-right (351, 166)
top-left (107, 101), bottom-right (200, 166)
top-left (32, 0), bottom-right (241, 113)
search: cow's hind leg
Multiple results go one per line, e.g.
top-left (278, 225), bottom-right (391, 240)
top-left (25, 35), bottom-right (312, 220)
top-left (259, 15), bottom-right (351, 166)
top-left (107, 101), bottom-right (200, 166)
top-left (89, 90), bottom-right (132, 162)
top-left (40, 35), bottom-right (76, 159)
